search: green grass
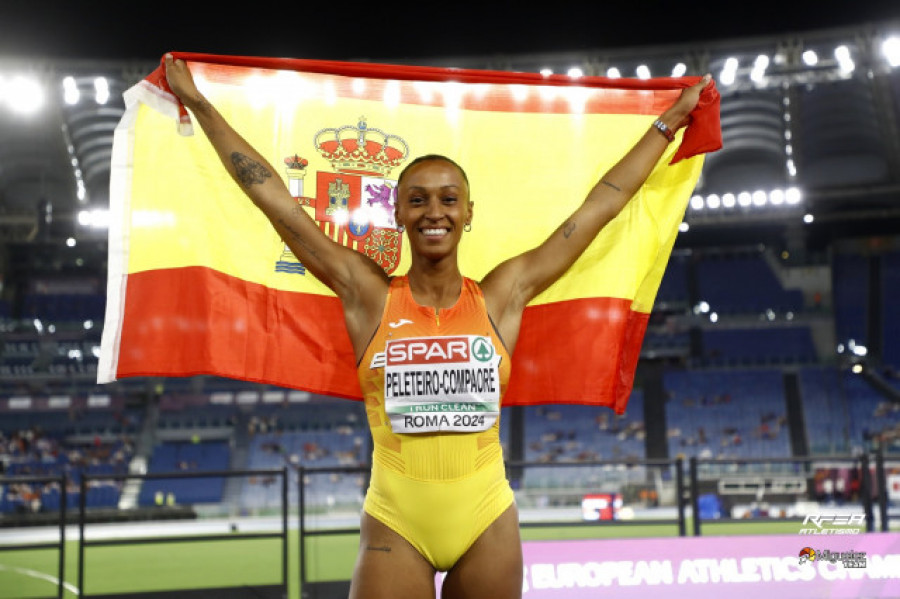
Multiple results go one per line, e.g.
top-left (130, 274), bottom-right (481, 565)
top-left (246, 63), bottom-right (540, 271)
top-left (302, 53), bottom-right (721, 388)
top-left (0, 518), bottom-right (877, 598)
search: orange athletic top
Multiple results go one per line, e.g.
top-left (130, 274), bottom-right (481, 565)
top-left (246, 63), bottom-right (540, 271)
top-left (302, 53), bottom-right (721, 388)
top-left (357, 275), bottom-right (512, 481)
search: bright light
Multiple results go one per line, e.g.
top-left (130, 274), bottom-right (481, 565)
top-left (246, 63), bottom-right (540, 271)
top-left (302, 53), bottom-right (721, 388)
top-left (94, 76), bottom-right (109, 105)
top-left (720, 57), bottom-right (738, 86)
top-left (539, 68), bottom-right (553, 77)
top-left (883, 36), bottom-right (900, 67)
top-left (672, 63), bottom-right (687, 77)
top-left (750, 54), bottom-right (769, 83)
top-left (722, 193), bottom-right (736, 208)
top-left (63, 76), bottom-right (80, 105)
top-left (5, 75), bottom-right (44, 114)
top-left (852, 364), bottom-right (864, 374)
top-left (786, 159), bottom-right (797, 177)
top-left (738, 192), bottom-right (752, 207)
top-left (710, 312), bottom-right (718, 323)
top-left (66, 237), bottom-right (76, 247)
top-left (679, 222), bottom-right (690, 233)
top-left (606, 67), bottom-right (621, 78)
top-left (802, 50), bottom-right (818, 66)
top-left (804, 213), bottom-right (814, 224)
top-left (785, 187), bottom-right (802, 204)
top-left (752, 190), bottom-right (767, 206)
top-left (77, 208), bottom-right (110, 228)
top-left (769, 189), bottom-right (785, 205)
top-left (835, 45), bottom-right (855, 74)
top-left (706, 194), bottom-right (720, 209)
top-left (84, 320), bottom-right (94, 330)
top-left (567, 67), bottom-right (584, 79)
top-left (690, 195), bottom-right (704, 210)
top-left (636, 65), bottom-right (651, 79)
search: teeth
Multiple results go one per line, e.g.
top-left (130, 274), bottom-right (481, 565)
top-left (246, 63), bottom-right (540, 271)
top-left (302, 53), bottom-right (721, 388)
top-left (422, 228), bottom-right (447, 236)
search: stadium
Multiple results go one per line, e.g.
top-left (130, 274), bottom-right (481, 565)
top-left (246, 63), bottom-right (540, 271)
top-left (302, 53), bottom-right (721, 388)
top-left (2, 4), bottom-right (900, 598)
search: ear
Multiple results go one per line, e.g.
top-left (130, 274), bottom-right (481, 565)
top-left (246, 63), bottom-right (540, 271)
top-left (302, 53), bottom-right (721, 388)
top-left (467, 200), bottom-right (474, 226)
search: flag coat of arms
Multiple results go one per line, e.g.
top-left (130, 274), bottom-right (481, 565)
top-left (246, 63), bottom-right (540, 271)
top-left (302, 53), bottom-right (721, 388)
top-left (99, 52), bottom-right (721, 413)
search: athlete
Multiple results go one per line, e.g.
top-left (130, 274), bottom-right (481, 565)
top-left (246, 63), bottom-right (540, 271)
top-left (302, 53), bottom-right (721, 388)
top-left (164, 54), bottom-right (711, 598)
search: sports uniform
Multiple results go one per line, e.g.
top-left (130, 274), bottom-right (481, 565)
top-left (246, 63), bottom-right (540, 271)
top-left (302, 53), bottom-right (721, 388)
top-left (357, 275), bottom-right (514, 571)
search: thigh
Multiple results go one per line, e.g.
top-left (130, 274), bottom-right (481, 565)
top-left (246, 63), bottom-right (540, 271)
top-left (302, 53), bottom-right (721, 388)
top-left (440, 503), bottom-right (523, 599)
top-left (349, 511), bottom-right (436, 599)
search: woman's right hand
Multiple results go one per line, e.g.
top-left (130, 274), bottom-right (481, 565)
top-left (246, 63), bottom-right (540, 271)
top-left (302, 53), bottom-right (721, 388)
top-left (164, 54), bottom-right (204, 109)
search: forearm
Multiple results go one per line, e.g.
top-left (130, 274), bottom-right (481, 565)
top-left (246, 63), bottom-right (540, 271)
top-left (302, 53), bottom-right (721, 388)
top-left (587, 105), bottom-right (687, 209)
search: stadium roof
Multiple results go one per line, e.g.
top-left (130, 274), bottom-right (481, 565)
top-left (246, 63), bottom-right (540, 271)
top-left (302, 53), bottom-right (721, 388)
top-left (1, 2), bottom-right (900, 262)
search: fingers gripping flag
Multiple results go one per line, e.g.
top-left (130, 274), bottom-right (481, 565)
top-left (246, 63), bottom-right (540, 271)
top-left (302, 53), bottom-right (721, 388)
top-left (99, 52), bottom-right (721, 413)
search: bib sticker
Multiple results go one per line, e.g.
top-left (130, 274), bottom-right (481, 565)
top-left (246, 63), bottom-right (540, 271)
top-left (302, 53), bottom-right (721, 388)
top-left (383, 335), bottom-right (500, 433)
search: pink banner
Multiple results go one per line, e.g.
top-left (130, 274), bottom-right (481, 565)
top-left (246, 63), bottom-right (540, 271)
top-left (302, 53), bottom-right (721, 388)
top-left (503, 533), bottom-right (900, 598)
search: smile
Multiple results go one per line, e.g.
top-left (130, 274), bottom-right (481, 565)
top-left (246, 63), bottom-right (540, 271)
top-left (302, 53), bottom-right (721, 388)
top-left (421, 228), bottom-right (450, 237)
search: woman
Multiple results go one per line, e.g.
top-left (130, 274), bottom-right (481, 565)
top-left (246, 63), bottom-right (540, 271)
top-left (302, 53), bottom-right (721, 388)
top-left (164, 54), bottom-right (710, 598)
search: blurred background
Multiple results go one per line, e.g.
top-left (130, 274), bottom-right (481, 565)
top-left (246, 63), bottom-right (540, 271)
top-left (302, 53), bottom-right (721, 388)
top-left (2, 0), bottom-right (900, 539)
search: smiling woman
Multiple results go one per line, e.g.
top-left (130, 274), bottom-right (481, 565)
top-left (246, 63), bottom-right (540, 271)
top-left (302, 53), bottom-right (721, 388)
top-left (161, 53), bottom-right (710, 599)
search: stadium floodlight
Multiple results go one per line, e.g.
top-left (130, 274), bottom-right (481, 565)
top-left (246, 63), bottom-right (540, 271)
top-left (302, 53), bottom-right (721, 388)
top-left (636, 65), bottom-right (651, 79)
top-left (94, 77), bottom-right (109, 105)
top-left (678, 222), bottom-right (689, 232)
top-left (722, 193), bottom-right (736, 208)
top-left (835, 45), bottom-right (855, 74)
top-left (803, 213), bottom-right (814, 224)
top-left (719, 57), bottom-right (738, 86)
top-left (752, 190), bottom-right (767, 206)
top-left (786, 159), bottom-right (797, 177)
top-left (769, 189), bottom-right (785, 205)
top-left (706, 194), bottom-right (721, 209)
top-left (63, 76), bottom-right (80, 105)
top-left (802, 50), bottom-right (818, 66)
top-left (66, 237), bottom-right (76, 247)
top-left (606, 67), bottom-right (621, 78)
top-left (737, 192), bottom-right (752, 207)
top-left (709, 312), bottom-right (718, 323)
top-left (851, 364), bottom-right (864, 374)
top-left (539, 68), bottom-right (553, 77)
top-left (567, 67), bottom-right (584, 79)
top-left (883, 36), bottom-right (900, 67)
top-left (690, 195), bottom-right (704, 210)
top-left (5, 75), bottom-right (44, 115)
top-left (750, 54), bottom-right (769, 83)
top-left (785, 187), bottom-right (802, 204)
top-left (672, 63), bottom-right (687, 77)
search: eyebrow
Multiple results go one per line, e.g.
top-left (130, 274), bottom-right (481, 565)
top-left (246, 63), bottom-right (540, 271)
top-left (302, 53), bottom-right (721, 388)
top-left (406, 185), bottom-right (460, 192)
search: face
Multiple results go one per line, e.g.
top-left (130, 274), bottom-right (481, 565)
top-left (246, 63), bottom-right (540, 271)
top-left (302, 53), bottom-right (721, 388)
top-left (395, 159), bottom-right (473, 260)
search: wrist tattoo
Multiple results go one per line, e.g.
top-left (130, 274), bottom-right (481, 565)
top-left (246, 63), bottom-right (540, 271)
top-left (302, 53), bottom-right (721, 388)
top-left (231, 152), bottom-right (272, 188)
top-left (563, 221), bottom-right (577, 239)
top-left (601, 180), bottom-right (622, 192)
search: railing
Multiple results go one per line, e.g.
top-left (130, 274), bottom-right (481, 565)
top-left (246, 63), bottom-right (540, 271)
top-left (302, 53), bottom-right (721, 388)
top-left (0, 450), bottom-right (896, 598)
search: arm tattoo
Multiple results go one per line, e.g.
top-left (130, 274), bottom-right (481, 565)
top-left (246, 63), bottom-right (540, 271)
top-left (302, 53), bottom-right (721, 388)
top-left (601, 179), bottom-right (622, 192)
top-left (231, 152), bottom-right (272, 188)
top-left (563, 221), bottom-right (577, 239)
top-left (276, 217), bottom-right (319, 261)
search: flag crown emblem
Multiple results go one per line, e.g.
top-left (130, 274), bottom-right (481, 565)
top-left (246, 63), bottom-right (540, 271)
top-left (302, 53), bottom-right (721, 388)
top-left (314, 116), bottom-right (409, 177)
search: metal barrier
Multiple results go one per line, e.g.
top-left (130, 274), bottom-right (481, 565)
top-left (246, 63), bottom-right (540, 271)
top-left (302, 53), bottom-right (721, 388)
top-left (0, 474), bottom-right (66, 599)
top-left (76, 467), bottom-right (289, 598)
top-left (1, 450), bottom-right (896, 597)
top-left (688, 452), bottom-right (890, 536)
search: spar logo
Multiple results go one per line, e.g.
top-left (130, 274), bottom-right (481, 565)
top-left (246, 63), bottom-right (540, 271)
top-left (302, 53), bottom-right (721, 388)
top-left (371, 336), bottom-right (495, 369)
top-left (274, 117), bottom-right (408, 275)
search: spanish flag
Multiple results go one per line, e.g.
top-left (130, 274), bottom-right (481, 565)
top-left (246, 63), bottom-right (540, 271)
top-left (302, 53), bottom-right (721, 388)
top-left (98, 53), bottom-right (720, 413)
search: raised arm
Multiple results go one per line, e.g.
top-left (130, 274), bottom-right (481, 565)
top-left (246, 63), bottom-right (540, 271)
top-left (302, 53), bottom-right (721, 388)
top-left (481, 75), bottom-right (711, 349)
top-left (163, 55), bottom-right (389, 355)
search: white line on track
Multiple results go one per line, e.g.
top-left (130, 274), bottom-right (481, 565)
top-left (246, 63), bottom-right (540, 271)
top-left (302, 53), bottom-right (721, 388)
top-left (0, 563), bottom-right (78, 595)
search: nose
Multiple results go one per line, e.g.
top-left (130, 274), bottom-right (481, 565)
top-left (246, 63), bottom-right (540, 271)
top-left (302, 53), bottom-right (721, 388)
top-left (424, 197), bottom-right (443, 220)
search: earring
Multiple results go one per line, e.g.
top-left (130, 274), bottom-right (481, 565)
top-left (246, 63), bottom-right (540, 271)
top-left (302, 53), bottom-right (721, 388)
top-left (397, 225), bottom-right (405, 233)
top-left (464, 223), bottom-right (472, 232)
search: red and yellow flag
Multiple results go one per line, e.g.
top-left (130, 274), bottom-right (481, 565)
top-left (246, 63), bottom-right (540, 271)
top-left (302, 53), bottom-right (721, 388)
top-left (98, 52), bottom-right (720, 413)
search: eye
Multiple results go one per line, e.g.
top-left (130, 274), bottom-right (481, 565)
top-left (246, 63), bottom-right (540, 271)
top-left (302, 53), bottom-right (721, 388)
top-left (442, 196), bottom-right (458, 204)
